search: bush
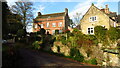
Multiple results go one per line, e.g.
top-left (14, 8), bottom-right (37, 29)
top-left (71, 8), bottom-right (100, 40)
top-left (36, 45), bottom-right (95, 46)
top-left (63, 29), bottom-right (70, 33)
top-left (107, 27), bottom-right (119, 42)
top-left (17, 29), bottom-right (26, 37)
top-left (19, 38), bottom-right (26, 43)
top-left (32, 41), bottom-right (41, 50)
top-left (94, 26), bottom-right (107, 42)
top-left (70, 48), bottom-right (84, 62)
top-left (61, 36), bottom-right (68, 45)
top-left (84, 35), bottom-right (98, 45)
top-left (87, 58), bottom-right (97, 65)
top-left (55, 30), bottom-right (59, 34)
top-left (37, 28), bottom-right (46, 35)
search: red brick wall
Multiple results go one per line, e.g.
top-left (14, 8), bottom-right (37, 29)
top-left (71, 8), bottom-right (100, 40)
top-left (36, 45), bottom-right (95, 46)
top-left (33, 16), bottom-right (65, 34)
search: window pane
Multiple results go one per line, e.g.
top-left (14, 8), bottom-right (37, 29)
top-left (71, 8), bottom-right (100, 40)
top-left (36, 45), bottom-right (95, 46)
top-left (41, 24), bottom-right (43, 28)
top-left (88, 28), bottom-right (90, 29)
top-left (88, 27), bottom-right (94, 34)
top-left (88, 31), bottom-right (90, 34)
top-left (92, 17), bottom-right (94, 21)
top-left (52, 23), bottom-right (56, 27)
top-left (59, 22), bottom-right (62, 27)
top-left (91, 30), bottom-right (93, 33)
top-left (46, 22), bottom-right (49, 28)
top-left (95, 17), bottom-right (96, 20)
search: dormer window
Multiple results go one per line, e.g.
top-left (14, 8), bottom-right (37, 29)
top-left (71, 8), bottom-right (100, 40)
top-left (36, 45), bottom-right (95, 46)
top-left (89, 16), bottom-right (97, 22)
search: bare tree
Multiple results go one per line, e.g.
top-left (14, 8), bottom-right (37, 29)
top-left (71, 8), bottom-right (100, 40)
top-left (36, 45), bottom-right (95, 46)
top-left (10, 1), bottom-right (34, 28)
top-left (73, 12), bottom-right (82, 25)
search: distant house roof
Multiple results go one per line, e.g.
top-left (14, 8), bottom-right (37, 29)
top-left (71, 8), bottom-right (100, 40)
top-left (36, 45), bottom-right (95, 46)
top-left (117, 15), bottom-right (120, 23)
top-left (75, 25), bottom-right (81, 30)
top-left (36, 12), bottom-right (66, 19)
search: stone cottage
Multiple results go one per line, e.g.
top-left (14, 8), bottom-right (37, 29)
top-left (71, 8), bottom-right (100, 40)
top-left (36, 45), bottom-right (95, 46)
top-left (80, 4), bottom-right (118, 34)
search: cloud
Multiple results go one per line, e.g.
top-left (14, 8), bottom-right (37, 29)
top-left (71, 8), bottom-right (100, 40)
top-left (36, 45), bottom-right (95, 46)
top-left (6, 0), bottom-right (17, 7)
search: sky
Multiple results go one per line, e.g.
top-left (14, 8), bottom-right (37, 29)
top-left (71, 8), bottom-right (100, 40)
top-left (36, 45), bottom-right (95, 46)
top-left (5, 0), bottom-right (119, 32)
top-left (6, 0), bottom-right (119, 19)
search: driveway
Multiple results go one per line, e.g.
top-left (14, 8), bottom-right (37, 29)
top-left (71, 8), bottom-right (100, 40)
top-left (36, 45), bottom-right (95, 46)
top-left (16, 48), bottom-right (98, 67)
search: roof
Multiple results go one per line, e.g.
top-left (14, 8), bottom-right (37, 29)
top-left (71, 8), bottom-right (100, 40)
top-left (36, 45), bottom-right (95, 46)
top-left (36, 12), bottom-right (65, 19)
top-left (117, 15), bottom-right (120, 23)
top-left (75, 25), bottom-right (81, 30)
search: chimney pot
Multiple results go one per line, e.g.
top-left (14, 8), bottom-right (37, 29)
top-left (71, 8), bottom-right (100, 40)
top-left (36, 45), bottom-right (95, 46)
top-left (38, 12), bottom-right (42, 16)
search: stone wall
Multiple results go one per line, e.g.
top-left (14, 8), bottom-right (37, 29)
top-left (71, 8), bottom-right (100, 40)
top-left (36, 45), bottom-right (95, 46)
top-left (51, 41), bottom-right (120, 66)
top-left (103, 52), bottom-right (120, 66)
top-left (51, 41), bottom-right (70, 56)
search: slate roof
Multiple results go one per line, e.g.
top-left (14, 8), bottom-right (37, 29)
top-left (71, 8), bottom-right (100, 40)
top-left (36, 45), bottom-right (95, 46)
top-left (36, 12), bottom-right (65, 19)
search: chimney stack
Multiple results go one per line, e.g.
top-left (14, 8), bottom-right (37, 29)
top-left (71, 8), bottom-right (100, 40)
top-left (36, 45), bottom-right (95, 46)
top-left (105, 4), bottom-right (109, 14)
top-left (38, 12), bottom-right (42, 16)
top-left (65, 8), bottom-right (68, 14)
top-left (106, 4), bottom-right (108, 8)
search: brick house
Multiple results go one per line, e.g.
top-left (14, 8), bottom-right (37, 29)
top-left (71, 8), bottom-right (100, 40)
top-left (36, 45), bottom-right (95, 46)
top-left (80, 4), bottom-right (118, 34)
top-left (33, 8), bottom-right (70, 34)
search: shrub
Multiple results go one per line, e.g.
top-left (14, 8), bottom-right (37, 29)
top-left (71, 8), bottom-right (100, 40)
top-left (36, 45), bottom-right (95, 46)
top-left (55, 30), bottom-right (59, 34)
top-left (87, 58), bottom-right (97, 65)
top-left (17, 29), bottom-right (26, 37)
top-left (94, 26), bottom-right (107, 42)
top-left (84, 35), bottom-right (98, 45)
top-left (32, 41), bottom-right (40, 50)
top-left (37, 28), bottom-right (46, 35)
top-left (72, 28), bottom-right (79, 32)
top-left (61, 36), bottom-right (68, 45)
top-left (68, 36), bottom-right (78, 47)
top-left (107, 27), bottom-right (119, 42)
top-left (70, 48), bottom-right (84, 62)
top-left (72, 29), bottom-right (83, 36)
top-left (63, 29), bottom-right (70, 33)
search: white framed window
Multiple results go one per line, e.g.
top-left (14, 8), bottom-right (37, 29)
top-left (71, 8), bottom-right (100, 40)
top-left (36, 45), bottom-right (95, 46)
top-left (46, 22), bottom-right (50, 28)
top-left (89, 16), bottom-right (97, 22)
top-left (52, 23), bottom-right (56, 27)
top-left (59, 22), bottom-right (62, 27)
top-left (87, 27), bottom-right (94, 34)
top-left (41, 24), bottom-right (43, 28)
top-left (35, 24), bottom-right (37, 28)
